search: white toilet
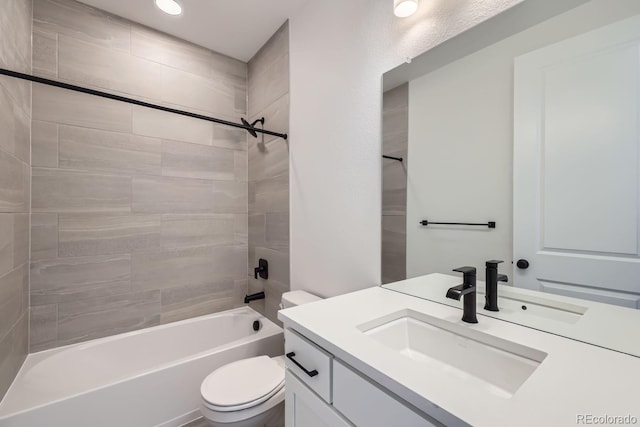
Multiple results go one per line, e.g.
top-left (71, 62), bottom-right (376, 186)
top-left (199, 291), bottom-right (322, 427)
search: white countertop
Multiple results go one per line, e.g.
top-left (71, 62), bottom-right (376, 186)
top-left (278, 286), bottom-right (640, 427)
top-left (384, 273), bottom-right (640, 356)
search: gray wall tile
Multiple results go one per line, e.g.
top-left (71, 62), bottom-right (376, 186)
top-left (212, 125), bottom-right (247, 151)
top-left (132, 246), bottom-right (216, 291)
top-left (248, 137), bottom-right (289, 182)
top-left (33, 84), bottom-right (132, 133)
top-left (161, 214), bottom-right (235, 249)
top-left (32, 120), bottom-right (58, 168)
top-left (59, 125), bottom-right (162, 175)
top-left (0, 0), bottom-right (32, 73)
top-left (58, 35), bottom-right (163, 100)
top-left (382, 215), bottom-right (407, 284)
top-left (249, 174), bottom-right (289, 214)
top-left (11, 102), bottom-right (30, 165)
top-left (132, 175), bottom-right (214, 213)
top-left (31, 213), bottom-right (58, 261)
top-left (211, 245), bottom-right (247, 280)
top-left (161, 66), bottom-right (238, 116)
top-left (0, 215), bottom-right (13, 277)
top-left (234, 150), bottom-right (247, 182)
top-left (29, 0), bottom-right (255, 350)
top-left (161, 140), bottom-right (234, 181)
top-left (34, 0), bottom-right (131, 52)
top-left (211, 181), bottom-right (248, 214)
top-left (12, 214), bottom-right (28, 268)
top-left (0, 83), bottom-right (30, 164)
top-left (265, 213), bottom-right (289, 251)
top-left (132, 105), bottom-right (213, 146)
top-left (0, 265), bottom-right (28, 341)
top-left (247, 22), bottom-right (290, 325)
top-left (131, 26), bottom-right (213, 79)
top-left (0, 86), bottom-right (17, 157)
top-left (29, 304), bottom-right (58, 352)
top-left (33, 26), bottom-right (58, 78)
top-left (0, 0), bottom-right (31, 400)
top-left (59, 214), bottom-right (162, 257)
top-left (32, 168), bottom-right (132, 213)
top-left (30, 254), bottom-right (132, 306)
top-left (0, 150), bottom-right (28, 213)
top-left (0, 313), bottom-right (27, 400)
top-left (159, 279), bottom-right (243, 324)
top-left (57, 290), bottom-right (160, 346)
top-left (234, 214), bottom-right (248, 245)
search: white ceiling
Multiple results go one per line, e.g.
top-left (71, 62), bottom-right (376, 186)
top-left (76, 0), bottom-right (308, 62)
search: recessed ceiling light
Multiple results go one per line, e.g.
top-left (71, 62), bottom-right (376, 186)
top-left (155, 0), bottom-right (182, 16)
top-left (394, 0), bottom-right (419, 18)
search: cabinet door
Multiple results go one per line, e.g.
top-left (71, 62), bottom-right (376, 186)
top-left (333, 360), bottom-right (441, 427)
top-left (285, 370), bottom-right (352, 427)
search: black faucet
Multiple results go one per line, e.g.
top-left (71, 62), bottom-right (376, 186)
top-left (484, 260), bottom-right (508, 312)
top-left (446, 267), bottom-right (478, 324)
top-left (244, 291), bottom-right (265, 304)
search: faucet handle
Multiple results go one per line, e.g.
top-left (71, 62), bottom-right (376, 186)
top-left (452, 266), bottom-right (476, 274)
top-left (485, 260), bottom-right (504, 267)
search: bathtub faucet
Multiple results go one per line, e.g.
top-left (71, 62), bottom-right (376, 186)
top-left (244, 291), bottom-right (265, 304)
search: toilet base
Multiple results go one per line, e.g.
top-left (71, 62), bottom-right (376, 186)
top-left (201, 401), bottom-right (284, 427)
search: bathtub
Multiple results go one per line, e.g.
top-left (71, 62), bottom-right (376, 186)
top-left (0, 307), bottom-right (283, 427)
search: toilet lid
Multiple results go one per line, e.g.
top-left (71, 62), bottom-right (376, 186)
top-left (201, 356), bottom-right (285, 411)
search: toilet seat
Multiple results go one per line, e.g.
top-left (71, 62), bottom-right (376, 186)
top-left (201, 356), bottom-right (285, 412)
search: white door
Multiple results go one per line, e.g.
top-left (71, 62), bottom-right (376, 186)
top-left (513, 15), bottom-right (640, 308)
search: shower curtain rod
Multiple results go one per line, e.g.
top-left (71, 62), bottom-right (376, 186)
top-left (0, 67), bottom-right (288, 140)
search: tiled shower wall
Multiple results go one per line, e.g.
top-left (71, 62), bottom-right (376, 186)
top-left (29, 0), bottom-right (250, 351)
top-left (381, 83), bottom-right (408, 284)
top-left (246, 23), bottom-right (290, 324)
top-left (0, 0), bottom-right (32, 399)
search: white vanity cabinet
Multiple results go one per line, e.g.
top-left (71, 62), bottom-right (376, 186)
top-left (284, 328), bottom-right (438, 427)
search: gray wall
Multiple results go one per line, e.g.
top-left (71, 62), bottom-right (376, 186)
top-left (0, 0), bottom-right (32, 400)
top-left (30, 0), bottom-right (249, 351)
top-left (246, 23), bottom-right (290, 324)
top-left (381, 84), bottom-right (408, 284)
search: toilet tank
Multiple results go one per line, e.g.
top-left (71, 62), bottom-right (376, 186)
top-left (280, 291), bottom-right (322, 309)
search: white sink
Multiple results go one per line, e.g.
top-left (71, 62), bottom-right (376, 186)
top-left (477, 287), bottom-right (588, 324)
top-left (358, 309), bottom-right (547, 397)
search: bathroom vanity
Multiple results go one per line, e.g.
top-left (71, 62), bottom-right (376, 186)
top-left (278, 284), bottom-right (640, 427)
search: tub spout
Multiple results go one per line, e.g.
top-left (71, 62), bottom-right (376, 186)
top-left (244, 291), bottom-right (265, 304)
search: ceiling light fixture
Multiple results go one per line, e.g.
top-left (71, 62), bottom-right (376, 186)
top-left (394, 0), bottom-right (419, 18)
top-left (155, 0), bottom-right (182, 16)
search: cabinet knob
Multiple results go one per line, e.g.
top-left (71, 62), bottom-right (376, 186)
top-left (516, 259), bottom-right (530, 269)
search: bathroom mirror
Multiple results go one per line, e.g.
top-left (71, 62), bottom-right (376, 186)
top-left (381, 0), bottom-right (640, 356)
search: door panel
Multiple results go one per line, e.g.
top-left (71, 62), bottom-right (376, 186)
top-left (514, 15), bottom-right (640, 306)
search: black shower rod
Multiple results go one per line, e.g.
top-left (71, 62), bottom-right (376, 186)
top-left (383, 155), bottom-right (403, 162)
top-left (0, 67), bottom-right (288, 140)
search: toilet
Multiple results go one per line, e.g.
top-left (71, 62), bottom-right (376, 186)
top-left (200, 291), bottom-right (322, 426)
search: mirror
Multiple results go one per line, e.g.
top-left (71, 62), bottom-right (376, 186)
top-left (381, 0), bottom-right (640, 356)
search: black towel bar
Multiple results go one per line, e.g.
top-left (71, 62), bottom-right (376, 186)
top-left (420, 220), bottom-right (496, 229)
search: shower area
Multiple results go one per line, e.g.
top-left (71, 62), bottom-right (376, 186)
top-left (0, 0), bottom-right (290, 407)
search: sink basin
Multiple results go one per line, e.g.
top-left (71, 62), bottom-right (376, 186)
top-left (358, 309), bottom-right (547, 397)
top-left (477, 287), bottom-right (588, 324)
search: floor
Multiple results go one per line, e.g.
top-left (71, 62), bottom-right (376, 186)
top-left (182, 418), bottom-right (209, 427)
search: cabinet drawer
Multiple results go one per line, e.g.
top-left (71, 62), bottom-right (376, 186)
top-left (333, 360), bottom-right (439, 427)
top-left (284, 329), bottom-right (332, 403)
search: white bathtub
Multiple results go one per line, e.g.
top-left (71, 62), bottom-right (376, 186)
top-left (0, 307), bottom-right (283, 427)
